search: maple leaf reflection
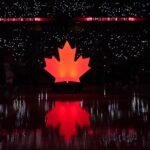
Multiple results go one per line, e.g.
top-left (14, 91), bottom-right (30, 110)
top-left (46, 101), bottom-right (90, 142)
top-left (44, 41), bottom-right (90, 83)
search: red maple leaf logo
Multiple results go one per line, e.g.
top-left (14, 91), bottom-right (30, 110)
top-left (44, 41), bottom-right (90, 83)
top-left (46, 101), bottom-right (90, 142)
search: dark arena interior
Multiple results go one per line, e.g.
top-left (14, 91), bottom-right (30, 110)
top-left (0, 1), bottom-right (150, 150)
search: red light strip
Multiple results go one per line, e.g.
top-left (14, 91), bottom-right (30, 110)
top-left (0, 17), bottom-right (146, 22)
top-left (0, 17), bottom-right (53, 22)
top-left (74, 17), bottom-right (145, 22)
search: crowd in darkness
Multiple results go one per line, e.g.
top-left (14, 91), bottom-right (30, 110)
top-left (0, 0), bottom-right (150, 17)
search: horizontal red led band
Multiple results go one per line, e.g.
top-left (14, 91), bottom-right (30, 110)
top-left (74, 17), bottom-right (145, 22)
top-left (0, 17), bottom-right (53, 22)
top-left (0, 17), bottom-right (146, 22)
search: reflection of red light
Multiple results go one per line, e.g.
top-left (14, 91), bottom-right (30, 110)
top-left (46, 101), bottom-right (90, 142)
top-left (44, 41), bottom-right (90, 83)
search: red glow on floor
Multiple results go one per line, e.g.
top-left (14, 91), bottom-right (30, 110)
top-left (44, 41), bottom-right (90, 83)
top-left (0, 17), bottom-right (53, 22)
top-left (46, 101), bottom-right (90, 142)
top-left (74, 17), bottom-right (145, 22)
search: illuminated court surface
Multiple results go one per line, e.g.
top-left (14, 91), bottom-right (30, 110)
top-left (0, 86), bottom-right (150, 150)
